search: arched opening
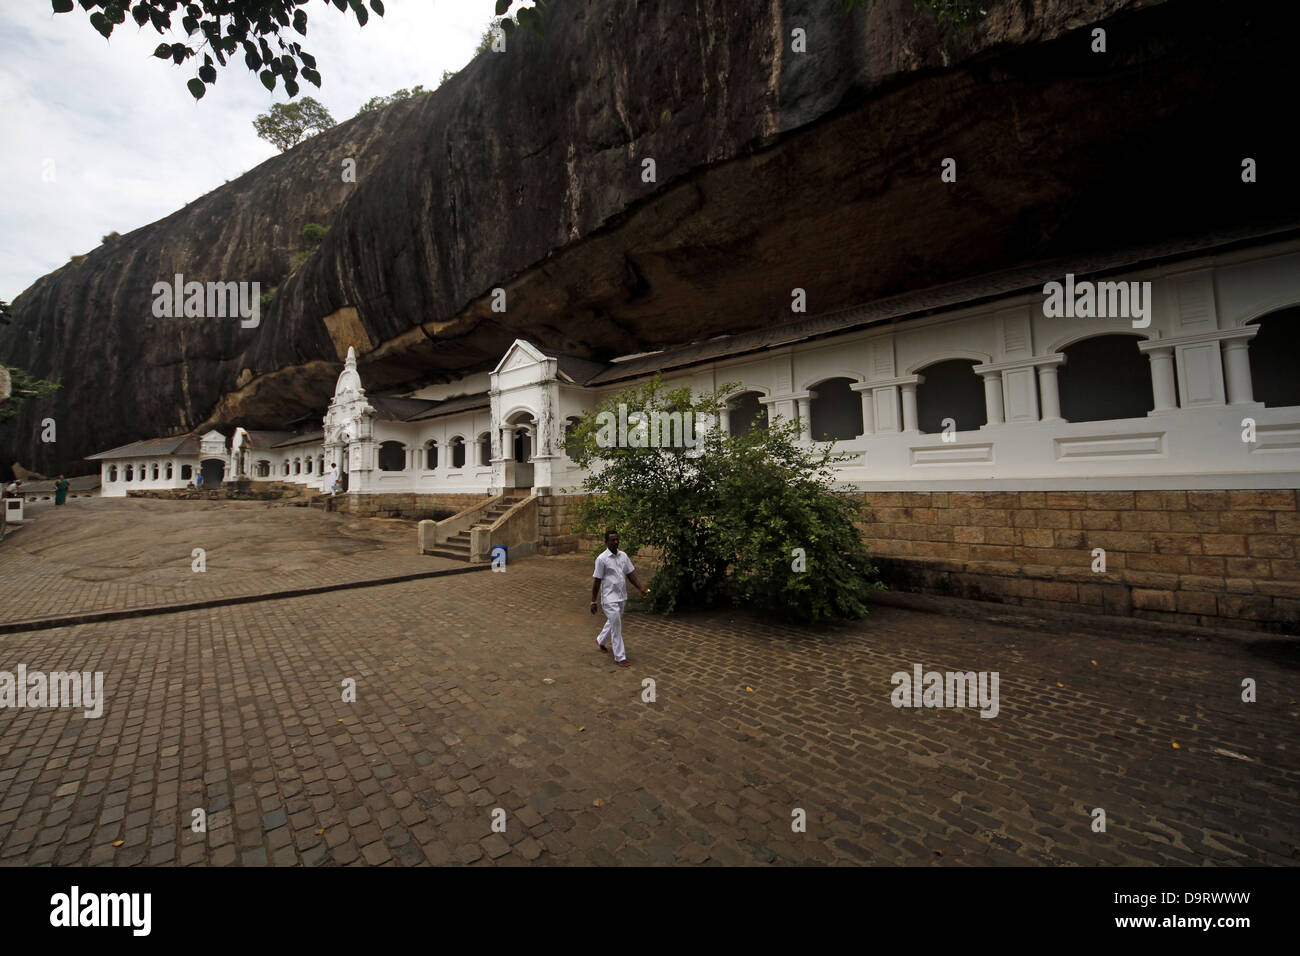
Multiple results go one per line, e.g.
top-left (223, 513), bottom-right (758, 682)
top-left (124, 464), bottom-right (133, 481)
top-left (451, 437), bottom-right (466, 469)
top-left (165, 462), bottom-right (173, 479)
top-left (151, 462), bottom-right (160, 480)
top-left (477, 432), bottom-right (491, 466)
top-left (809, 377), bottom-right (862, 441)
top-left (282, 460), bottom-right (290, 476)
top-left (255, 460), bottom-right (270, 477)
top-left (728, 391), bottom-right (768, 438)
top-left (1058, 334), bottom-right (1155, 423)
top-left (378, 441), bottom-right (406, 471)
top-left (293, 458), bottom-right (302, 475)
top-left (180, 464), bottom-right (193, 480)
top-left (305, 457), bottom-right (312, 474)
top-left (425, 440), bottom-right (438, 470)
top-left (1247, 308), bottom-right (1300, 407)
top-left (108, 465), bottom-right (118, 482)
top-left (200, 458), bottom-right (225, 486)
top-left (917, 359), bottom-right (987, 434)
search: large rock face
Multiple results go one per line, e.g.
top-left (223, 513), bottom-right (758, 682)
top-left (3, 0), bottom-right (1298, 478)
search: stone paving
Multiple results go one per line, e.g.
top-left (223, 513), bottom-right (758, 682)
top-left (0, 499), bottom-right (1297, 865)
top-left (0, 497), bottom-right (458, 625)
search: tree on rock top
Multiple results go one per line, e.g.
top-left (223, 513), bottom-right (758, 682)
top-left (253, 97), bottom-right (336, 152)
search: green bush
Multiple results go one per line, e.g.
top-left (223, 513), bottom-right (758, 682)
top-left (300, 223), bottom-right (329, 243)
top-left (566, 378), bottom-right (883, 624)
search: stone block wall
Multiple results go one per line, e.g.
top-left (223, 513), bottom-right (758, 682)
top-left (538, 494), bottom-right (600, 555)
top-left (533, 488), bottom-right (1300, 633)
top-left (332, 492), bottom-right (487, 520)
top-left (856, 490), bottom-right (1300, 633)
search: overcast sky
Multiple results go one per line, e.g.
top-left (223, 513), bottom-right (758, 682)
top-left (0, 1), bottom-right (495, 302)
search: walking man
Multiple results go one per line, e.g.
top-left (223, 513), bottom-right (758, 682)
top-left (590, 529), bottom-right (649, 667)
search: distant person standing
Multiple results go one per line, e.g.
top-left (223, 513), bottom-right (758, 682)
top-left (589, 529), bottom-right (649, 667)
top-left (195, 472), bottom-right (204, 489)
top-left (54, 475), bottom-right (69, 506)
top-left (327, 462), bottom-right (340, 496)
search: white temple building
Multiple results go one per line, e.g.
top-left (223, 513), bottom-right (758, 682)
top-left (80, 232), bottom-right (1300, 631)
top-left (90, 234), bottom-right (1300, 499)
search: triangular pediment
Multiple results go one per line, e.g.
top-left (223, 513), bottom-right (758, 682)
top-left (492, 339), bottom-right (549, 376)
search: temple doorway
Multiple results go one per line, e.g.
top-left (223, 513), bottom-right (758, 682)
top-left (199, 458), bottom-right (225, 487)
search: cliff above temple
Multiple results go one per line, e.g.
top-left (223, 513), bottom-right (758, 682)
top-left (3, 0), bottom-right (1298, 478)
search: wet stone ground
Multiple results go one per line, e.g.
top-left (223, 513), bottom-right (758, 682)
top-left (0, 499), bottom-right (1296, 865)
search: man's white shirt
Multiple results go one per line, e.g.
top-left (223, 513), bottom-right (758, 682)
top-left (593, 549), bottom-right (636, 603)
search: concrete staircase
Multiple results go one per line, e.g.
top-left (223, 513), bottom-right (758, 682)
top-left (424, 493), bottom-right (528, 561)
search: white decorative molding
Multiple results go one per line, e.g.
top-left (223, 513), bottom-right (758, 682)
top-left (1250, 423), bottom-right (1300, 453)
top-left (1174, 270), bottom-right (1217, 332)
top-left (1055, 432), bottom-right (1164, 460)
top-left (910, 443), bottom-right (994, 465)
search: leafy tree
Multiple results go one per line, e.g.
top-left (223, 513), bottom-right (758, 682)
top-left (0, 301), bottom-right (61, 422)
top-left (252, 96), bottom-right (336, 151)
top-left (50, 1), bottom-right (547, 100)
top-left (354, 84), bottom-right (429, 116)
top-left (565, 379), bottom-right (883, 624)
top-left (300, 222), bottom-right (330, 242)
top-left (476, 17), bottom-right (512, 55)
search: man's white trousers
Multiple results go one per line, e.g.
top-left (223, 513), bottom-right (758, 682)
top-left (596, 600), bottom-right (627, 662)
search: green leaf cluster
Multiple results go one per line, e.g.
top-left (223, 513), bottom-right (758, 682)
top-left (300, 222), bottom-right (330, 243)
top-left (51, 0), bottom-right (385, 99)
top-left (566, 378), bottom-right (883, 624)
top-left (0, 303), bottom-right (62, 422)
top-left (354, 85), bottom-right (430, 117)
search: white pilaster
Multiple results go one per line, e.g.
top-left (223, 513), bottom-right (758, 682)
top-left (980, 371), bottom-right (1005, 425)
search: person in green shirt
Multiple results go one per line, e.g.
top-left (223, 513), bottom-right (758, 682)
top-left (54, 475), bottom-right (69, 506)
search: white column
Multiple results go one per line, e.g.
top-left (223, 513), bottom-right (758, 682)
top-left (1037, 362), bottom-right (1063, 421)
top-left (501, 425), bottom-right (515, 461)
top-left (851, 386), bottom-right (875, 436)
top-left (719, 407), bottom-right (730, 435)
top-left (530, 419), bottom-right (543, 460)
top-left (981, 372), bottom-right (1005, 425)
top-left (1147, 346), bottom-right (1178, 412)
top-left (1222, 339), bottom-right (1254, 404)
top-left (796, 397), bottom-right (812, 442)
top-left (900, 382), bottom-right (920, 433)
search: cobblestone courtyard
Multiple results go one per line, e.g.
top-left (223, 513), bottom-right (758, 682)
top-left (0, 499), bottom-right (1296, 865)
